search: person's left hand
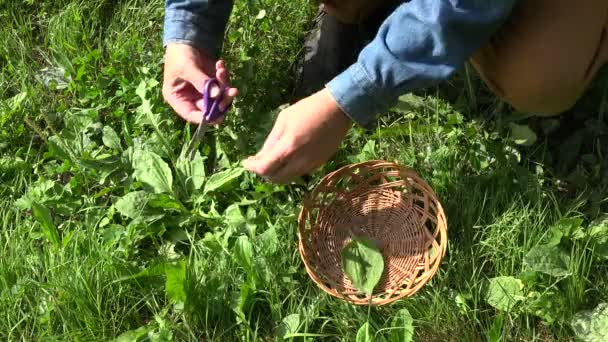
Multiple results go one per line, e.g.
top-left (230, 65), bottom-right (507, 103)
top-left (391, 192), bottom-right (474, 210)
top-left (243, 88), bottom-right (353, 184)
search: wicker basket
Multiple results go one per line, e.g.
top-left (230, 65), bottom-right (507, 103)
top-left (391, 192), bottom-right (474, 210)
top-left (297, 160), bottom-right (448, 306)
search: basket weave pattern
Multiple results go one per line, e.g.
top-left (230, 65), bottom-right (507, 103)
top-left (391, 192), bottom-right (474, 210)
top-left (298, 161), bottom-right (448, 306)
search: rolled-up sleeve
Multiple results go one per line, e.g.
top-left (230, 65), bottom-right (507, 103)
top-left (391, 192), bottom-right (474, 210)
top-left (163, 0), bottom-right (234, 59)
top-left (326, 0), bottom-right (516, 128)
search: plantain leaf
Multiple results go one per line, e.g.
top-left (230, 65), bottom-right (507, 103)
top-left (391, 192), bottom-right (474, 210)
top-left (132, 149), bottom-right (173, 194)
top-left (342, 238), bottom-right (384, 295)
top-left (32, 202), bottom-right (61, 250)
top-left (485, 276), bottom-right (525, 312)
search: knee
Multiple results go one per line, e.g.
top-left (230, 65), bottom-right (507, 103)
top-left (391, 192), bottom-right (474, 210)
top-left (487, 68), bottom-right (584, 116)
top-left (502, 81), bottom-right (581, 116)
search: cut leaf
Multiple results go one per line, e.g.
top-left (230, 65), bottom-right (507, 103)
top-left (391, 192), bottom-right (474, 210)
top-left (524, 245), bottom-right (571, 277)
top-left (356, 322), bottom-right (374, 342)
top-left (342, 237), bottom-right (384, 295)
top-left (571, 302), bottom-right (608, 342)
top-left (485, 276), bottom-right (524, 312)
top-left (390, 308), bottom-right (414, 342)
top-left (32, 202), bottom-right (61, 250)
top-left (204, 167), bottom-right (245, 194)
top-left (132, 149), bottom-right (173, 194)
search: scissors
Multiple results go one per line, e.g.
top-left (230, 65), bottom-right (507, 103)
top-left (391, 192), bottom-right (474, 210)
top-left (183, 78), bottom-right (230, 159)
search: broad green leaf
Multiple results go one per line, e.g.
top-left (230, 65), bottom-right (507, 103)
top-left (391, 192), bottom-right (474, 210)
top-left (546, 226), bottom-right (564, 247)
top-left (114, 191), bottom-right (149, 219)
top-left (487, 313), bottom-right (505, 342)
top-left (485, 276), bottom-right (524, 312)
top-left (148, 194), bottom-right (183, 212)
top-left (508, 123), bottom-right (537, 146)
top-left (47, 135), bottom-right (73, 161)
top-left (0, 156), bottom-right (26, 173)
top-left (133, 150), bottom-right (173, 194)
top-left (113, 324), bottom-right (153, 342)
top-left (259, 226), bottom-right (279, 255)
top-left (176, 151), bottom-right (206, 194)
top-left (527, 290), bottom-right (567, 325)
top-left (393, 93), bottom-right (425, 114)
top-left (233, 236), bottom-right (254, 271)
top-left (551, 217), bottom-right (585, 241)
top-left (390, 308), bottom-right (414, 342)
top-left (232, 283), bottom-right (253, 323)
top-left (571, 302), bottom-right (608, 342)
top-left (355, 140), bottom-right (376, 163)
top-left (102, 126), bottom-right (122, 150)
top-left (589, 216), bottom-right (608, 246)
top-left (203, 167), bottom-right (245, 194)
top-left (164, 260), bottom-right (188, 305)
top-left (5, 91), bottom-right (27, 111)
top-left (32, 202), bottom-right (61, 250)
top-left (225, 204), bottom-right (246, 229)
top-left (594, 242), bottom-right (608, 260)
top-left (277, 313), bottom-right (301, 339)
top-left (342, 238), bottom-right (385, 295)
top-left (524, 245), bottom-right (571, 277)
top-left (356, 322), bottom-right (374, 342)
top-left (14, 180), bottom-right (56, 210)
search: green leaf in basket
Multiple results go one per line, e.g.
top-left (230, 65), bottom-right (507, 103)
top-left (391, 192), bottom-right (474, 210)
top-left (342, 237), bottom-right (385, 296)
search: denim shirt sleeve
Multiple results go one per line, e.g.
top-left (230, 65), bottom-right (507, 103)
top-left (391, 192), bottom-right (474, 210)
top-left (326, 0), bottom-right (516, 128)
top-left (163, 0), bottom-right (234, 59)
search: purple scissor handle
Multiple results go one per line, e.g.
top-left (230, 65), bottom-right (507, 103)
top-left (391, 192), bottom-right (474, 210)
top-left (184, 78), bottom-right (232, 159)
top-left (202, 78), bottom-right (230, 123)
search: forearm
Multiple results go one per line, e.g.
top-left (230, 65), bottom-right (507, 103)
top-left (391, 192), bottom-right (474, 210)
top-left (327, 0), bottom-right (516, 128)
top-left (163, 0), bottom-right (234, 59)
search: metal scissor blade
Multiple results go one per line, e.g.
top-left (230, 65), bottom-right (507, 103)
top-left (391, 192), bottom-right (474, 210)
top-left (183, 120), bottom-right (209, 160)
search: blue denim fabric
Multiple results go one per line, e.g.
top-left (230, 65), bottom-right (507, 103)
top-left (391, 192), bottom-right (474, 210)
top-left (164, 0), bottom-right (516, 128)
top-left (163, 0), bottom-right (234, 59)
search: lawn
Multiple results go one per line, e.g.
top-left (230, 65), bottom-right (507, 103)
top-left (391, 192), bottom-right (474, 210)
top-left (1, 1), bottom-right (608, 341)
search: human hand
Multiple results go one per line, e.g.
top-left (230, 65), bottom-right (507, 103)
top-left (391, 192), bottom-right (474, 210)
top-left (243, 88), bottom-right (353, 183)
top-left (162, 43), bottom-right (239, 124)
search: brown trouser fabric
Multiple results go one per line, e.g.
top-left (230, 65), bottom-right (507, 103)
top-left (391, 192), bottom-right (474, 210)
top-left (323, 0), bottom-right (608, 115)
top-left (471, 0), bottom-right (608, 115)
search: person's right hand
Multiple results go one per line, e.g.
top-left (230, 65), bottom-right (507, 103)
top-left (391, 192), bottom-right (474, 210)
top-left (162, 43), bottom-right (239, 124)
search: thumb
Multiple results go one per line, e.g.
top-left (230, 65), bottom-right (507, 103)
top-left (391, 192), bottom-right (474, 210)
top-left (181, 63), bottom-right (213, 94)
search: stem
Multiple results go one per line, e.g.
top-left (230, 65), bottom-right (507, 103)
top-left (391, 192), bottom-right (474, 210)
top-left (144, 99), bottom-right (175, 162)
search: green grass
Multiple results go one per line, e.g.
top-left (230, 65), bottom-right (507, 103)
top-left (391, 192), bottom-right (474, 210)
top-left (1, 1), bottom-right (608, 341)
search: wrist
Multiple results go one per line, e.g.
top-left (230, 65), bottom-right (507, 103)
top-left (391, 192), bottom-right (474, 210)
top-left (320, 88), bottom-right (354, 130)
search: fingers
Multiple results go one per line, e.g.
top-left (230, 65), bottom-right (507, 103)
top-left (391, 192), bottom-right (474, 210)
top-left (181, 63), bottom-right (210, 95)
top-left (257, 114), bottom-right (286, 157)
top-left (243, 114), bottom-right (288, 172)
top-left (215, 60), bottom-right (239, 111)
top-left (269, 160), bottom-right (309, 184)
top-left (163, 83), bottom-right (205, 123)
top-left (243, 141), bottom-right (289, 177)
